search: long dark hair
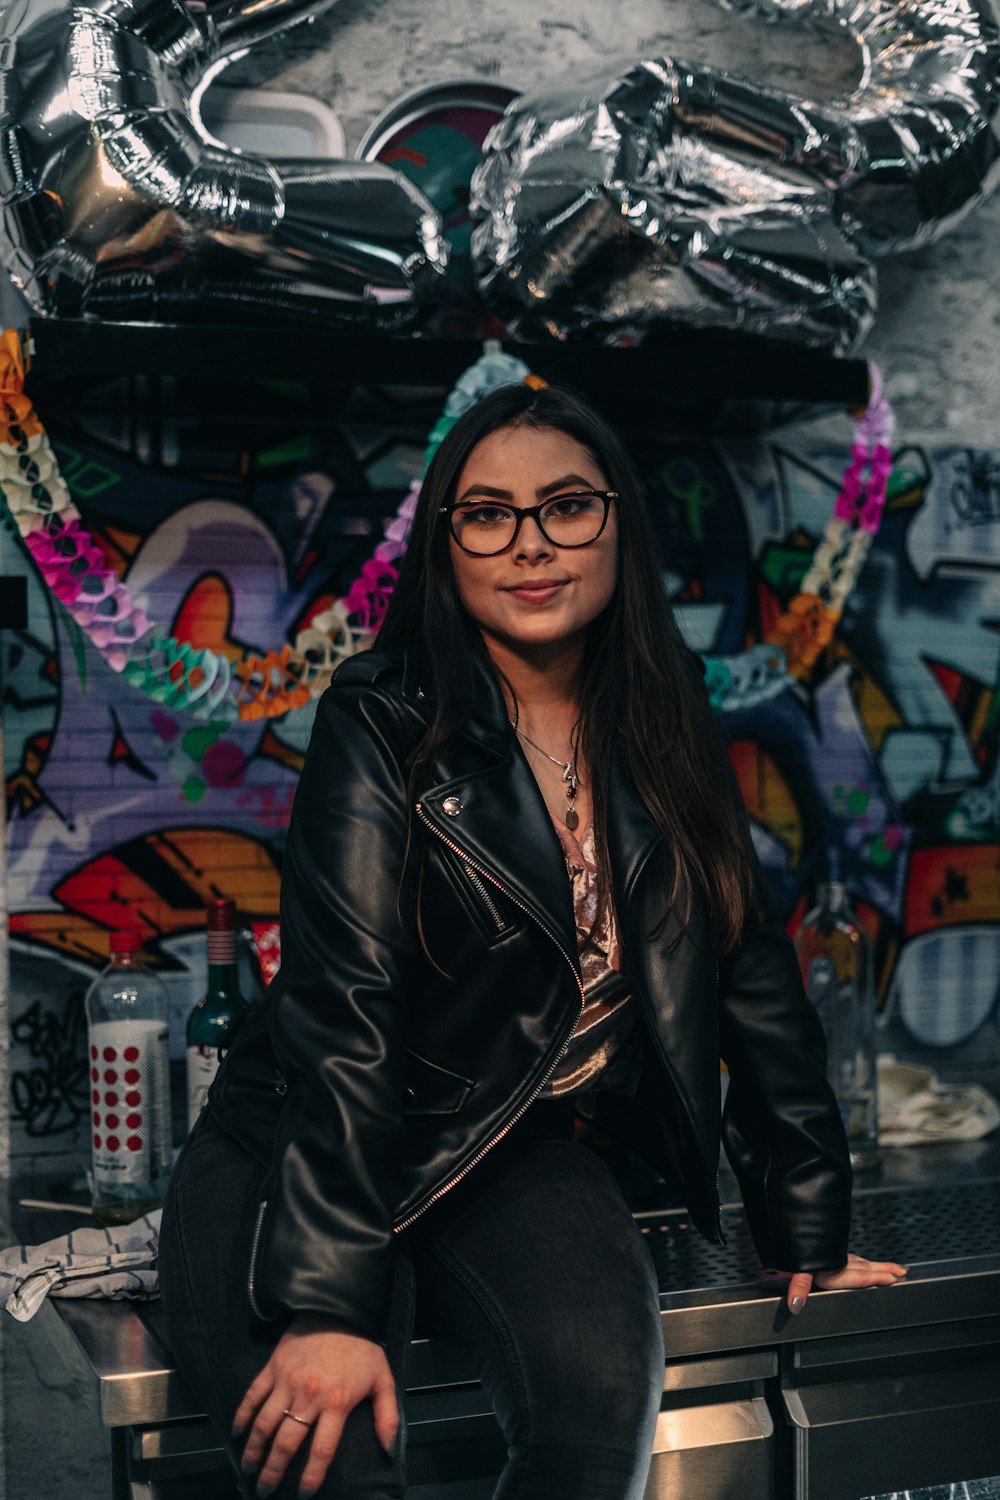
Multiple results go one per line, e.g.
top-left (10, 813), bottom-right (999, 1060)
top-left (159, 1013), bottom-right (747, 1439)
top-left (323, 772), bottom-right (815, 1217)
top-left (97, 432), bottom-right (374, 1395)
top-left (376, 381), bottom-right (764, 956)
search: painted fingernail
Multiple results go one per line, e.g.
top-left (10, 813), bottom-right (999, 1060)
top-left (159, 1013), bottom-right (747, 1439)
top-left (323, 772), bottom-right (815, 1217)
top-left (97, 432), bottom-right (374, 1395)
top-left (241, 1458), bottom-right (256, 1475)
top-left (790, 1295), bottom-right (804, 1314)
top-left (257, 1485), bottom-right (274, 1498)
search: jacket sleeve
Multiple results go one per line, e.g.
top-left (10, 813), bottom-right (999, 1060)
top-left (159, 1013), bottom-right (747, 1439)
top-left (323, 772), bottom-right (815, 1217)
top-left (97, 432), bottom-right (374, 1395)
top-left (254, 671), bottom-right (418, 1344)
top-left (718, 878), bottom-right (853, 1274)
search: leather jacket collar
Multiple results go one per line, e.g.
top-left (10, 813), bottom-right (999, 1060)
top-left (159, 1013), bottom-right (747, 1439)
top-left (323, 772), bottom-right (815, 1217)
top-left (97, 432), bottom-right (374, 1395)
top-left (402, 641), bottom-right (669, 965)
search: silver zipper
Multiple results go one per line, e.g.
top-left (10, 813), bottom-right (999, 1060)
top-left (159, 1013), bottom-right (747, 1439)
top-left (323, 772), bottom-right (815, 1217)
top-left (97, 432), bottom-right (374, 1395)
top-left (247, 1199), bottom-right (271, 1320)
top-left (462, 862), bottom-right (507, 932)
top-left (394, 803), bottom-right (585, 1233)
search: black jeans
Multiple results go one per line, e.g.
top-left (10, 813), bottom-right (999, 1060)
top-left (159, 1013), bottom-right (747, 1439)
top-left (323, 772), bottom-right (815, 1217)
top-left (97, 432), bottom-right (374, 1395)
top-left (158, 1100), bottom-right (665, 1500)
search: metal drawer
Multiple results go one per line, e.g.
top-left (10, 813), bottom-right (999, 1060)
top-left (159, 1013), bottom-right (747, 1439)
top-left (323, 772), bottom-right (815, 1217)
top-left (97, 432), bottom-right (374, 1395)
top-left (646, 1395), bottom-right (774, 1499)
top-left (784, 1359), bottom-right (1000, 1500)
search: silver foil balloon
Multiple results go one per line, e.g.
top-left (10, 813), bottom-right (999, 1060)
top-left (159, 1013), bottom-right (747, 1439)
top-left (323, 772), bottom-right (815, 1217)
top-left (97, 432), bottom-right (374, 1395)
top-left (0, 0), bottom-right (448, 325)
top-left (471, 0), bottom-right (1000, 351)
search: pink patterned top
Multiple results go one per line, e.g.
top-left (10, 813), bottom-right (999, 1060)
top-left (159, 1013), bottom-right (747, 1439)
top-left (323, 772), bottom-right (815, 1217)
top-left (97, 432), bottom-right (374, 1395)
top-left (536, 816), bottom-right (645, 1118)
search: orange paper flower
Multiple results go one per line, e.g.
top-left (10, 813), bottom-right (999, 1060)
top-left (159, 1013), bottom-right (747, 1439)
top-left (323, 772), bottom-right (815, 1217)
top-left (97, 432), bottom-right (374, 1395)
top-left (235, 646), bottom-right (311, 721)
top-left (765, 592), bottom-right (839, 679)
top-left (0, 327), bottom-right (43, 441)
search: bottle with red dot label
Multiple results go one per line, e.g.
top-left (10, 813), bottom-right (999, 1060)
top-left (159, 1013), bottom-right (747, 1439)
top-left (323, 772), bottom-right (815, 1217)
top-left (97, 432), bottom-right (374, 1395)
top-left (89, 1021), bottom-right (171, 1190)
top-left (85, 931), bottom-right (173, 1224)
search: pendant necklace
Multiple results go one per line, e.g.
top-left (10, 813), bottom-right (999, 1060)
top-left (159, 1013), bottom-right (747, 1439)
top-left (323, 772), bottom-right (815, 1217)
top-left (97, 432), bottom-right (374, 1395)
top-left (512, 722), bottom-right (581, 830)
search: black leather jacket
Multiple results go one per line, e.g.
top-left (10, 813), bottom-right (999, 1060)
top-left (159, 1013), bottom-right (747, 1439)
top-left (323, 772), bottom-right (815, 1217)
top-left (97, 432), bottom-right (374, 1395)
top-left (209, 642), bottom-right (852, 1346)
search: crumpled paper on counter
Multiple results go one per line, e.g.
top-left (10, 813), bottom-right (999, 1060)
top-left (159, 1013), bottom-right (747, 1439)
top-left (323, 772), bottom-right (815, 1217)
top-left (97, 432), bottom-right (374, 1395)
top-left (877, 1054), bottom-right (1000, 1147)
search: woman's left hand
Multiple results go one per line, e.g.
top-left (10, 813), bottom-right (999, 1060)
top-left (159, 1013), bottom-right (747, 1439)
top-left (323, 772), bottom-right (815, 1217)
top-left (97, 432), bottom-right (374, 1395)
top-left (785, 1252), bottom-right (908, 1314)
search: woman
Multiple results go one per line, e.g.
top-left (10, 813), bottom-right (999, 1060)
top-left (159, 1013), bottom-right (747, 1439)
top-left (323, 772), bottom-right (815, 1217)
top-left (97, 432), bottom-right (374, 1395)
top-left (158, 380), bottom-right (906, 1500)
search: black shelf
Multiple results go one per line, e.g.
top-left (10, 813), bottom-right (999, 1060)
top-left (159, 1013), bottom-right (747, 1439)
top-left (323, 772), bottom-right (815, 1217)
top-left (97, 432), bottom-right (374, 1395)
top-left (26, 318), bottom-right (869, 407)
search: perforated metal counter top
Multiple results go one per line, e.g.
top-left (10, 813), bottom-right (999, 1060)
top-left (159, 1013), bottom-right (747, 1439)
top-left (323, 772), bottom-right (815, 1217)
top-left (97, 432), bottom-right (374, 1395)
top-left (639, 1177), bottom-right (1000, 1290)
top-left (632, 1173), bottom-right (1000, 1361)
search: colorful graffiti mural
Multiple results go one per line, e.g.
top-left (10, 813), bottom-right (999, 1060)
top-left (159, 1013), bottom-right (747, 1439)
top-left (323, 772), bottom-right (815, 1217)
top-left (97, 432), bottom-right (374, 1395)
top-left (3, 382), bottom-right (1000, 1180)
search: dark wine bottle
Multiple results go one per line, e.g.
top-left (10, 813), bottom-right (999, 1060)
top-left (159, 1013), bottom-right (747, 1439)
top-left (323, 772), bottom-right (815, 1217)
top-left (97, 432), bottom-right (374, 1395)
top-left (185, 899), bottom-right (250, 1131)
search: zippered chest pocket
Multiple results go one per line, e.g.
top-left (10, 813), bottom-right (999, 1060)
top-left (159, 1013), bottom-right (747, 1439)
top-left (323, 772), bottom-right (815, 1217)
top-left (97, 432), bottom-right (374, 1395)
top-left (403, 1045), bottom-right (476, 1116)
top-left (435, 845), bottom-right (522, 944)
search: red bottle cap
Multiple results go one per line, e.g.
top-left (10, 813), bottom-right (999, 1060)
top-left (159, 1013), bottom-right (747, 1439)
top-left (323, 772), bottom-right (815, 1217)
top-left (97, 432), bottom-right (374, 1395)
top-left (206, 899), bottom-right (237, 932)
top-left (109, 930), bottom-right (142, 953)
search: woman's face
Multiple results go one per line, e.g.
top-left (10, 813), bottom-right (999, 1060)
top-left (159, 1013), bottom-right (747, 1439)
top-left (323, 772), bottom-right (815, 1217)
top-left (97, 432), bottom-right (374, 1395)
top-left (447, 423), bottom-right (619, 654)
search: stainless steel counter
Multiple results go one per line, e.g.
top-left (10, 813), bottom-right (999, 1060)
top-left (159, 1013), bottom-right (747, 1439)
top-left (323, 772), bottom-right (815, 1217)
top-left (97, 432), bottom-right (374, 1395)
top-left (28, 1148), bottom-right (1000, 1500)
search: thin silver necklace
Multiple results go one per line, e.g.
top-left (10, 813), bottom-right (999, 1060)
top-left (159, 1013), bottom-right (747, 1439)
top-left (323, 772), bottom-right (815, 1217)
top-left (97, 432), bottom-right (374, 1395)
top-left (511, 721), bottom-right (581, 829)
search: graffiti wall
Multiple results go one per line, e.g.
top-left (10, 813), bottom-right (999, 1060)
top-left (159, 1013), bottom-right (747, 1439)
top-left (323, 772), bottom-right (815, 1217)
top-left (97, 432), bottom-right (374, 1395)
top-left (2, 377), bottom-right (999, 1186)
top-left (0, 373), bottom-right (435, 1184)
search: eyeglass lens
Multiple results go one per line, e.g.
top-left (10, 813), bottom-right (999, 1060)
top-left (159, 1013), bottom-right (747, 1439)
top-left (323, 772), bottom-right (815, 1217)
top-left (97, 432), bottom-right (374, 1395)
top-left (452, 494), bottom-right (606, 555)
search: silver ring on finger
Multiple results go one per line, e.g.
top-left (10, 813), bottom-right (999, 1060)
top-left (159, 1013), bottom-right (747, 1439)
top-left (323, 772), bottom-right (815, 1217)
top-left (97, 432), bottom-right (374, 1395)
top-left (282, 1409), bottom-right (313, 1427)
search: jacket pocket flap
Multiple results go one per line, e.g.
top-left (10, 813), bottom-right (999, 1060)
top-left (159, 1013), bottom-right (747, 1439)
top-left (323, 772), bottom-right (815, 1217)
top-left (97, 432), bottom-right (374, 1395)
top-left (403, 1046), bottom-right (475, 1115)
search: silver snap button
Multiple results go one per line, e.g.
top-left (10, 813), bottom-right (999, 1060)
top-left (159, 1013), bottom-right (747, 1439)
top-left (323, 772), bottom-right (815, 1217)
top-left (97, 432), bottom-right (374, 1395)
top-left (442, 796), bottom-right (463, 816)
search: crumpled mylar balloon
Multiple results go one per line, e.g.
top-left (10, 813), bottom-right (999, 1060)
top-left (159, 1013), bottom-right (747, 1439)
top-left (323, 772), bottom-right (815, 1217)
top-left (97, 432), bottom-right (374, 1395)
top-left (0, 0), bottom-right (448, 326)
top-left (470, 0), bottom-right (1000, 350)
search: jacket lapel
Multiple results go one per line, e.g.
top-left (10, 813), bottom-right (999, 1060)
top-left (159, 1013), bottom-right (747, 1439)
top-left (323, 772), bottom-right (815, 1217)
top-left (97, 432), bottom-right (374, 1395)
top-left (604, 739), bottom-right (669, 926)
top-left (409, 647), bottom-right (579, 962)
top-left (418, 748), bottom-right (580, 963)
top-left (408, 646), bottom-right (670, 967)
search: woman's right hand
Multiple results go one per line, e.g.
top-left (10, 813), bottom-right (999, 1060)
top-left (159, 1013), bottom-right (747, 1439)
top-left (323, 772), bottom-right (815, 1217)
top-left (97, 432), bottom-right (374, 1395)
top-left (232, 1312), bottom-right (400, 1498)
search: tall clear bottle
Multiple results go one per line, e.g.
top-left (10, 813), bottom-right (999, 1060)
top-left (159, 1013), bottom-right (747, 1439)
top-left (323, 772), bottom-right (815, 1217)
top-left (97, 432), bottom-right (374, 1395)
top-left (186, 898), bottom-right (251, 1130)
top-left (85, 930), bottom-right (173, 1224)
top-left (794, 864), bottom-right (882, 1172)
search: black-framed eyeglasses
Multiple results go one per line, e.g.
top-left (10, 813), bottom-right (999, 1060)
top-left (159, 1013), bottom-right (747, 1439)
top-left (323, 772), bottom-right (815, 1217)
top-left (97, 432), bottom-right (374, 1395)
top-left (440, 490), bottom-right (617, 556)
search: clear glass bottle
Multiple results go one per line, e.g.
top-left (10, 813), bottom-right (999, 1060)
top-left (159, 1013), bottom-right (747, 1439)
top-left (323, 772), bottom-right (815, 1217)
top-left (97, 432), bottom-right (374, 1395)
top-left (186, 898), bottom-right (251, 1130)
top-left (794, 866), bottom-right (882, 1172)
top-left (85, 930), bottom-right (173, 1224)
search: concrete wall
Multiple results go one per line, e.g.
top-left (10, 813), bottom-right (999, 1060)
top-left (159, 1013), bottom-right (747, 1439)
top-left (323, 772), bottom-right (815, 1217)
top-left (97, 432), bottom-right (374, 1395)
top-left (223, 0), bottom-right (1000, 439)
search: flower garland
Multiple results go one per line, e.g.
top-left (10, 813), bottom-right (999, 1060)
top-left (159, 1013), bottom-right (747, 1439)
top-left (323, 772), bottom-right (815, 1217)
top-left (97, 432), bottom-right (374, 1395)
top-left (0, 330), bottom-right (529, 721)
top-left (1, 326), bottom-right (890, 722)
top-left (702, 364), bottom-right (893, 710)
top-left (769, 362), bottom-right (893, 673)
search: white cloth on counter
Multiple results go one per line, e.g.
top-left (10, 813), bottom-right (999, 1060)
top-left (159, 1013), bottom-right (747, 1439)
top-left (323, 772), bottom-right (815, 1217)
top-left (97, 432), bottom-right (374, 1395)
top-left (877, 1054), bottom-right (1000, 1147)
top-left (0, 1210), bottom-right (160, 1322)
